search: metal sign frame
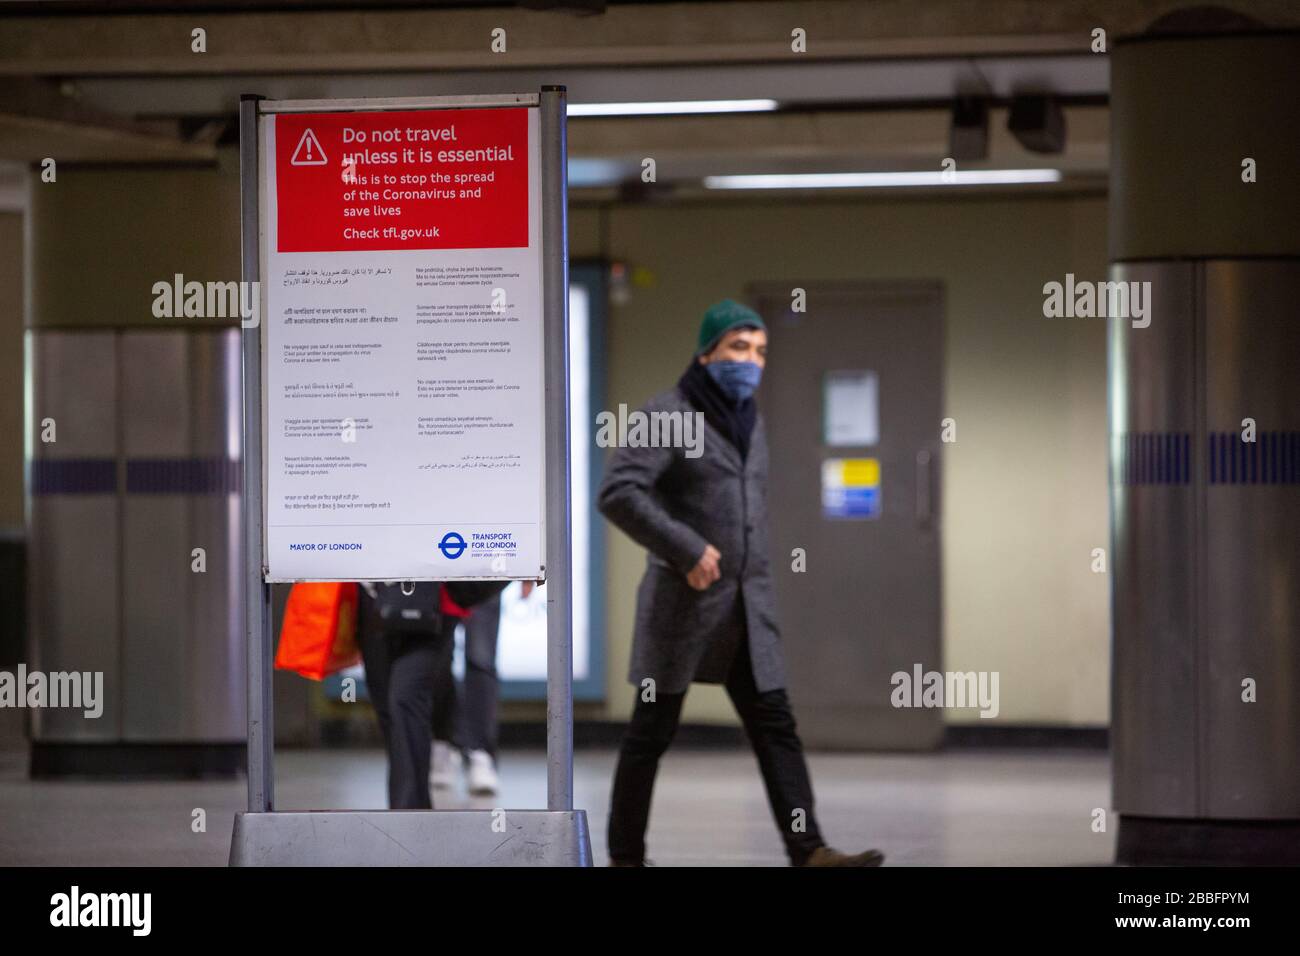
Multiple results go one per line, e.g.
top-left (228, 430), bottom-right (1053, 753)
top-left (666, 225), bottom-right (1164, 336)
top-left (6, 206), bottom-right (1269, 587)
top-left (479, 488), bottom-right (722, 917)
top-left (232, 87), bottom-right (587, 865)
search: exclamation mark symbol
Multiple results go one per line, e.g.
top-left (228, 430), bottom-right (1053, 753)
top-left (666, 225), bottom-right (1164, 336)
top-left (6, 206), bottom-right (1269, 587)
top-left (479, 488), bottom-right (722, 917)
top-left (291, 129), bottom-right (327, 166)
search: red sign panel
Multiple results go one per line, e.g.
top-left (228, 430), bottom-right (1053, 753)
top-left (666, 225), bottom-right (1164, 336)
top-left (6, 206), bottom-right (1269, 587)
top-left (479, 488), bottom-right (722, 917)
top-left (275, 108), bottom-right (529, 253)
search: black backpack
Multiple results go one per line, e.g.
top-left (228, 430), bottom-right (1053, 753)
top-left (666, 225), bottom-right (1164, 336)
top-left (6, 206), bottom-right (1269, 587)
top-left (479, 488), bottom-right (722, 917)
top-left (367, 582), bottom-right (444, 635)
top-left (362, 580), bottom-right (511, 636)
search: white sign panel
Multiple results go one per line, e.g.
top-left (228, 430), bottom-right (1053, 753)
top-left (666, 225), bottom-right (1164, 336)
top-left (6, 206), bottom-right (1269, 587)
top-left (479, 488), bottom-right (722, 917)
top-left (260, 104), bottom-right (545, 581)
top-left (824, 369), bottom-right (879, 446)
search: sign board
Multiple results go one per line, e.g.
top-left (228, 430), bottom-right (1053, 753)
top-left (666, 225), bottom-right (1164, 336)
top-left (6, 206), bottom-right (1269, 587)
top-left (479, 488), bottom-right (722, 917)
top-left (235, 89), bottom-right (583, 844)
top-left (822, 457), bottom-right (881, 519)
top-left (259, 102), bottom-right (546, 581)
top-left (823, 369), bottom-right (879, 446)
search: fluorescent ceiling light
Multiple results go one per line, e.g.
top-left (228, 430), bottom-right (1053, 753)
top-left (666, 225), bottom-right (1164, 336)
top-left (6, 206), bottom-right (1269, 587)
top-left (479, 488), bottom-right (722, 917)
top-left (704, 169), bottom-right (1063, 189)
top-left (567, 99), bottom-right (778, 117)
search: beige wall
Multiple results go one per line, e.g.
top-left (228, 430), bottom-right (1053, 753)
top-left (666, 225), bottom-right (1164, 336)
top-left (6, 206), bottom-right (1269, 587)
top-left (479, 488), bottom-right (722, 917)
top-left (571, 193), bottom-right (1111, 727)
top-left (2, 204), bottom-right (24, 744)
top-left (0, 211), bottom-right (23, 529)
top-left (0, 208), bottom-right (21, 748)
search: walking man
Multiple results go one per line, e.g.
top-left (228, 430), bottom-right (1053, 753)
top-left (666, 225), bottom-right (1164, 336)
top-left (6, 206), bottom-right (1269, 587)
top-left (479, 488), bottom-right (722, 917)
top-left (598, 299), bottom-right (885, 867)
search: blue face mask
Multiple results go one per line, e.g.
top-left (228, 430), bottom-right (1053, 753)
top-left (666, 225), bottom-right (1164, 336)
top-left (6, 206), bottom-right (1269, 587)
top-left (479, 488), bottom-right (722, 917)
top-left (705, 360), bottom-right (763, 402)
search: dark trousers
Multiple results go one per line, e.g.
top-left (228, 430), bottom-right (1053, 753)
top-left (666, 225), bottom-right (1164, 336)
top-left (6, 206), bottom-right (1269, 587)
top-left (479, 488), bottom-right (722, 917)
top-left (358, 622), bottom-right (454, 810)
top-left (607, 636), bottom-right (826, 865)
top-left (431, 594), bottom-right (501, 757)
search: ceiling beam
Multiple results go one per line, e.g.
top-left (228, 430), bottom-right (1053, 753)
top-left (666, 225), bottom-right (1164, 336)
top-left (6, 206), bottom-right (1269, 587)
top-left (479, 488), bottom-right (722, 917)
top-left (569, 105), bottom-right (1107, 166)
top-left (1, 0), bottom-right (1296, 77)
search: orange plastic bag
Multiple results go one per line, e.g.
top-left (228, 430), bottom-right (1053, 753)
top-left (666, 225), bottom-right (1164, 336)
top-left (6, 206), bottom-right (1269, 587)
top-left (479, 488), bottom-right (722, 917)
top-left (275, 582), bottom-right (360, 681)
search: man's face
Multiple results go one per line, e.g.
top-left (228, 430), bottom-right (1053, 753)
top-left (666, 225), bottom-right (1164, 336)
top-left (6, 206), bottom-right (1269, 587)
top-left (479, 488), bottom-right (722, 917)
top-left (699, 326), bottom-right (768, 369)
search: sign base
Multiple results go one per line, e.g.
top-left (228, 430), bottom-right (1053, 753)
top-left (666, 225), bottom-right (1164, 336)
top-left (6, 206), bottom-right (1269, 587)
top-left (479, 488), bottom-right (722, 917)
top-left (229, 809), bottom-right (592, 866)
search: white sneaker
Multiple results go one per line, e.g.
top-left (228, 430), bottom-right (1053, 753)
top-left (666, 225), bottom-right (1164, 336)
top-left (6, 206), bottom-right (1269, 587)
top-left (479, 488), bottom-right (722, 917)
top-left (431, 740), bottom-right (461, 790)
top-left (466, 749), bottom-right (499, 796)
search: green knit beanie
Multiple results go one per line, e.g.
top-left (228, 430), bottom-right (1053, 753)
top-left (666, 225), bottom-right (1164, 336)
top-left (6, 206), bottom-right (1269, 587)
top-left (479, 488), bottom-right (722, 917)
top-left (696, 299), bottom-right (766, 355)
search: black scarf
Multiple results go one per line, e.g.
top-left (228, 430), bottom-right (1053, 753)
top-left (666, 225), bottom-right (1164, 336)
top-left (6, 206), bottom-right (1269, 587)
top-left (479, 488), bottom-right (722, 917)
top-left (677, 359), bottom-right (757, 461)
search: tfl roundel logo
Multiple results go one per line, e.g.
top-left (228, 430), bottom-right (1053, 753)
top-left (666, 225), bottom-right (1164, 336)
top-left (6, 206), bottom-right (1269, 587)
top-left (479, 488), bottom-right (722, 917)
top-left (438, 532), bottom-right (467, 560)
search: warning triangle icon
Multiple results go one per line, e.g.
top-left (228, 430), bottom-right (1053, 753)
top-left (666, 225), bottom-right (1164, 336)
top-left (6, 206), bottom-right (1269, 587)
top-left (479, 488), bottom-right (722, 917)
top-left (290, 129), bottom-right (327, 166)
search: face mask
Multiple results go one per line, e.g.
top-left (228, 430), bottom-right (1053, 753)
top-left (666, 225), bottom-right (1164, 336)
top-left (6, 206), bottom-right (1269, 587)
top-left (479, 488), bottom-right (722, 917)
top-left (705, 360), bottom-right (763, 402)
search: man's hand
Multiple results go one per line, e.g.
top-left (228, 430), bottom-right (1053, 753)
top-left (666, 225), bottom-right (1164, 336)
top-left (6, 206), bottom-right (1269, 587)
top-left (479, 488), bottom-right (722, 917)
top-left (686, 544), bottom-right (722, 591)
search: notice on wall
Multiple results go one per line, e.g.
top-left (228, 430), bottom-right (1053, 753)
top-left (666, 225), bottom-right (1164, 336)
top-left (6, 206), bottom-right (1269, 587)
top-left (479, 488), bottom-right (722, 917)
top-left (822, 458), bottom-right (881, 520)
top-left (261, 106), bottom-right (546, 581)
top-left (823, 370), bottom-right (879, 447)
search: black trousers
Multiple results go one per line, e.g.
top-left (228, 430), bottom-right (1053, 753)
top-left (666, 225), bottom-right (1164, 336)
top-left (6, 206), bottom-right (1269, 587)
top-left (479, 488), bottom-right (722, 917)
top-left (431, 594), bottom-right (501, 757)
top-left (358, 621), bottom-right (454, 810)
top-left (607, 636), bottom-right (826, 865)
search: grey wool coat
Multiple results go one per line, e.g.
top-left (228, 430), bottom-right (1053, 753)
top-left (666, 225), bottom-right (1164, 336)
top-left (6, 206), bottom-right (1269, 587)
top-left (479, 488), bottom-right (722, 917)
top-left (597, 386), bottom-right (788, 695)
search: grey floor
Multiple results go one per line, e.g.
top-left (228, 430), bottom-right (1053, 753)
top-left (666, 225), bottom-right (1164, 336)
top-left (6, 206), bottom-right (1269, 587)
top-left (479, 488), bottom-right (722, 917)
top-left (0, 746), bottom-right (1116, 866)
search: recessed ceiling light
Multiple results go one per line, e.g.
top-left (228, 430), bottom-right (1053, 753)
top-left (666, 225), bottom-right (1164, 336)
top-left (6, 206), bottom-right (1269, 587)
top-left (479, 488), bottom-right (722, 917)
top-left (567, 99), bottom-right (779, 117)
top-left (703, 169), bottom-right (1063, 189)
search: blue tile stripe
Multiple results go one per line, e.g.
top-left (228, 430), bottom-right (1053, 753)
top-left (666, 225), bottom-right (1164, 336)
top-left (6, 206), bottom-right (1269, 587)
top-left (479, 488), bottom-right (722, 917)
top-left (126, 457), bottom-right (243, 494)
top-left (1209, 431), bottom-right (1299, 485)
top-left (30, 458), bottom-right (243, 495)
top-left (1119, 431), bottom-right (1192, 486)
top-left (29, 458), bottom-right (117, 495)
top-left (1119, 432), bottom-right (1300, 486)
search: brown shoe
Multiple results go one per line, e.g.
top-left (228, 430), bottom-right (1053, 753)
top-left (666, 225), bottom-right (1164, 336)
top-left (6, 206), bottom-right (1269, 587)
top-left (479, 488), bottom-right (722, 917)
top-left (800, 846), bottom-right (885, 867)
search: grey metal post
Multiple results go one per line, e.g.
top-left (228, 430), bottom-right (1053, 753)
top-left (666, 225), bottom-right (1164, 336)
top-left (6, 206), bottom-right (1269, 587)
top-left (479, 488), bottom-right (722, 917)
top-left (239, 94), bottom-right (274, 812)
top-left (539, 86), bottom-right (573, 812)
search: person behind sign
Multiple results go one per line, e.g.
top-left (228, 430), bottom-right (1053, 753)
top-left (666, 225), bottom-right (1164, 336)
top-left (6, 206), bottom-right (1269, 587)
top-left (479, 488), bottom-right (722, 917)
top-left (430, 581), bottom-right (536, 796)
top-left (357, 580), bottom-right (505, 810)
top-left (597, 299), bottom-right (886, 867)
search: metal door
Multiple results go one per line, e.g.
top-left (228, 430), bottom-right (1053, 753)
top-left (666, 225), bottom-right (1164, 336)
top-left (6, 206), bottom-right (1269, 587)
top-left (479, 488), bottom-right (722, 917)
top-left (751, 282), bottom-right (944, 749)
